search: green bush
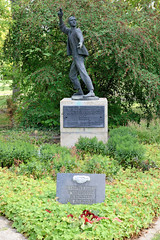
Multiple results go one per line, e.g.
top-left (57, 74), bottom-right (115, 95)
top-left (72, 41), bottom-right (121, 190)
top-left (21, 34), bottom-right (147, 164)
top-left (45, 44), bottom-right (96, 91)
top-left (83, 154), bottom-right (120, 177)
top-left (75, 137), bottom-right (108, 156)
top-left (12, 153), bottom-right (119, 179)
top-left (129, 119), bottom-right (160, 144)
top-left (10, 144), bottom-right (77, 178)
top-left (51, 153), bottom-right (78, 174)
top-left (0, 128), bottom-right (60, 145)
top-left (39, 143), bottom-right (70, 161)
top-left (114, 141), bottom-right (145, 168)
top-left (75, 129), bottom-right (147, 169)
top-left (12, 157), bottom-right (49, 179)
top-left (9, 142), bottom-right (119, 179)
top-left (0, 140), bottom-right (37, 167)
top-left (109, 126), bottom-right (137, 138)
top-left (107, 127), bottom-right (146, 168)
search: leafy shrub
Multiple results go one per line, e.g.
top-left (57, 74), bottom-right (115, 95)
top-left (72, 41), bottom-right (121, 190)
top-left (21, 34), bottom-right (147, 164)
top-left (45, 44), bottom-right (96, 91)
top-left (109, 103), bottom-right (141, 128)
top-left (109, 126), bottom-right (137, 138)
top-left (114, 141), bottom-right (145, 168)
top-left (129, 119), bottom-right (160, 144)
top-left (75, 137), bottom-right (108, 156)
top-left (6, 0), bottom-right (160, 127)
top-left (83, 155), bottom-right (119, 177)
top-left (10, 144), bottom-right (119, 179)
top-left (18, 98), bottom-right (62, 128)
top-left (9, 143), bottom-right (78, 178)
top-left (0, 140), bottom-right (37, 167)
top-left (51, 153), bottom-right (78, 174)
top-left (12, 157), bottom-right (49, 179)
top-left (0, 128), bottom-right (60, 145)
top-left (107, 127), bottom-right (146, 168)
top-left (39, 143), bottom-right (70, 161)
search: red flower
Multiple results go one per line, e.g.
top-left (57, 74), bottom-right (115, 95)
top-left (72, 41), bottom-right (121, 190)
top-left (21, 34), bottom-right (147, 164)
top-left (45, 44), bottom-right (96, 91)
top-left (67, 214), bottom-right (74, 218)
top-left (45, 209), bottom-right (51, 213)
top-left (84, 217), bottom-right (94, 224)
top-left (66, 210), bottom-right (110, 225)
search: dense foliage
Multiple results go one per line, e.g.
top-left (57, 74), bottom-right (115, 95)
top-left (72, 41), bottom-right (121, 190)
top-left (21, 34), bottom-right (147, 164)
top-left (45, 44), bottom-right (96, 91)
top-left (129, 119), bottom-right (160, 144)
top-left (0, 0), bottom-right (11, 49)
top-left (0, 167), bottom-right (159, 239)
top-left (4, 0), bottom-right (160, 127)
top-left (1, 124), bottom-right (159, 178)
top-left (0, 140), bottom-right (36, 167)
top-left (0, 0), bottom-right (12, 79)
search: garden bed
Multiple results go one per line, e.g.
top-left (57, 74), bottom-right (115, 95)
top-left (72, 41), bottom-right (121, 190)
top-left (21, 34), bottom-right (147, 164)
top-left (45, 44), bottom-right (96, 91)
top-left (0, 167), bottom-right (159, 240)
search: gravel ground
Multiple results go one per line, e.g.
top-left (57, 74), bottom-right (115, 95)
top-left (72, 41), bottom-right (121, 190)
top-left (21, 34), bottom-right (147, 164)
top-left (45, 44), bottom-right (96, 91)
top-left (0, 216), bottom-right (27, 240)
top-left (135, 217), bottom-right (160, 240)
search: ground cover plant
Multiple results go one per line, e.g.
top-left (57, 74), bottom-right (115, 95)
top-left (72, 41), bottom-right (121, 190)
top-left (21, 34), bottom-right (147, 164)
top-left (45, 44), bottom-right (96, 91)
top-left (0, 125), bottom-right (159, 239)
top-left (0, 167), bottom-right (159, 240)
top-left (144, 144), bottom-right (160, 168)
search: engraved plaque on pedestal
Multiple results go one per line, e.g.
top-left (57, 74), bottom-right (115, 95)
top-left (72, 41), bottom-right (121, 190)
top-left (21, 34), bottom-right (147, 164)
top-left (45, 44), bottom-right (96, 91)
top-left (56, 173), bottom-right (105, 204)
top-left (63, 106), bottom-right (105, 128)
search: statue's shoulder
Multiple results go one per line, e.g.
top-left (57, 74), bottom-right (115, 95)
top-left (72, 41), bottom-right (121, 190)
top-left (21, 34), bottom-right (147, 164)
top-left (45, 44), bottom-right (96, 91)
top-left (76, 28), bottom-right (82, 32)
top-left (76, 28), bottom-right (83, 35)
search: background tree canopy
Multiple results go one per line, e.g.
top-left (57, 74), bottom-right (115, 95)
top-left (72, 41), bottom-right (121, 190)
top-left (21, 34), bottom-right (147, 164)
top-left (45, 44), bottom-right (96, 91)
top-left (0, 0), bottom-right (11, 76)
top-left (4, 0), bottom-right (160, 128)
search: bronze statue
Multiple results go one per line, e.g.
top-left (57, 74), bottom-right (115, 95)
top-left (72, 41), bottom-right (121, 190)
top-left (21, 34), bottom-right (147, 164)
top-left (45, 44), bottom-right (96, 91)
top-left (58, 8), bottom-right (97, 100)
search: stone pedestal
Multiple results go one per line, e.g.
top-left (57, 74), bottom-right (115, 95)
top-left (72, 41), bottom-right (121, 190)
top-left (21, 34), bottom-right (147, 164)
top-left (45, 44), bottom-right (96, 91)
top-left (60, 98), bottom-right (108, 148)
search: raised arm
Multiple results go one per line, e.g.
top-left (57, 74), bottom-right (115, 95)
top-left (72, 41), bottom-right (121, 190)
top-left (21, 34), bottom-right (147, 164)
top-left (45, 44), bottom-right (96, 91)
top-left (58, 8), bottom-right (69, 35)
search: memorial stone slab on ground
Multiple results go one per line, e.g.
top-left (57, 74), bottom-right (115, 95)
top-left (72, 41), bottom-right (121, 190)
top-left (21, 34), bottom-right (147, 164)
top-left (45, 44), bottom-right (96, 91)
top-left (56, 173), bottom-right (105, 204)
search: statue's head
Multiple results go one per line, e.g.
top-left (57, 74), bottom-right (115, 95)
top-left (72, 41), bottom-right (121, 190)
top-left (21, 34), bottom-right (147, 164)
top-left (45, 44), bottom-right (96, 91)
top-left (68, 16), bottom-right (76, 27)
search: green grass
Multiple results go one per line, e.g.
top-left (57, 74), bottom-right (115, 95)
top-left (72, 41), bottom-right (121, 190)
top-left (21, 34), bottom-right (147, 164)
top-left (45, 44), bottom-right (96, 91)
top-left (0, 168), bottom-right (159, 240)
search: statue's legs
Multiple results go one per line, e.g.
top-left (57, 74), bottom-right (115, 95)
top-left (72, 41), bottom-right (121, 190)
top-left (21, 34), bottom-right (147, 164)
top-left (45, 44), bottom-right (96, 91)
top-left (69, 61), bottom-right (82, 92)
top-left (69, 56), bottom-right (94, 92)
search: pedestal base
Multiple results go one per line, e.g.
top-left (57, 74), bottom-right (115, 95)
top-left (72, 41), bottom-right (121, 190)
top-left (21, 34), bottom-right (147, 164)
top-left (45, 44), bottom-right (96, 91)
top-left (60, 98), bottom-right (108, 148)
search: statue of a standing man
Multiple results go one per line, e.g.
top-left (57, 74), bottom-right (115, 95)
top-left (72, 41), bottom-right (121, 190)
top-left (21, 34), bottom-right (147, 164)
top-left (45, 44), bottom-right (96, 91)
top-left (58, 8), bottom-right (96, 100)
